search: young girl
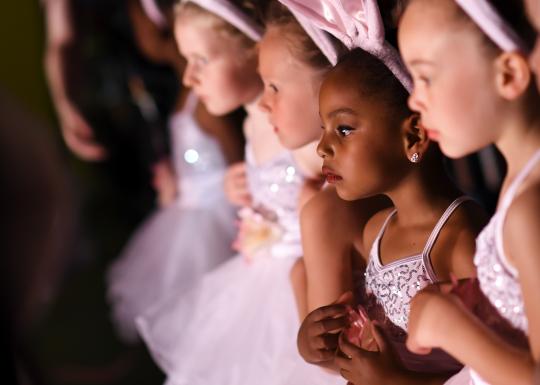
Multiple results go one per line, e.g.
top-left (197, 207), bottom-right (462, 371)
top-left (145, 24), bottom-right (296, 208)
top-left (106, 0), bottom-right (243, 343)
top-left (135, 1), bottom-right (341, 384)
top-left (398, 0), bottom-right (540, 384)
top-left (291, 1), bottom-right (487, 384)
top-left (257, 0), bottom-right (391, 321)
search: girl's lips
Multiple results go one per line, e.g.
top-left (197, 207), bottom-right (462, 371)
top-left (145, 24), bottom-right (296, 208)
top-left (322, 166), bottom-right (343, 184)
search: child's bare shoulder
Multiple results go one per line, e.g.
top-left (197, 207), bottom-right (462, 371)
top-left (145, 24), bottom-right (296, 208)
top-left (362, 206), bottom-right (396, 255)
top-left (503, 181), bottom-right (540, 266)
top-left (431, 199), bottom-right (488, 280)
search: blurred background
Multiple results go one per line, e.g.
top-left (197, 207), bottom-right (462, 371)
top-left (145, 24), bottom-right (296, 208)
top-left (0, 1), bottom-right (506, 385)
top-left (1, 0), bottom-right (178, 384)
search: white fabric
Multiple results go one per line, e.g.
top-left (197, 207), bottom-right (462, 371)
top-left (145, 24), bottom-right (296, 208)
top-left (107, 93), bottom-right (236, 342)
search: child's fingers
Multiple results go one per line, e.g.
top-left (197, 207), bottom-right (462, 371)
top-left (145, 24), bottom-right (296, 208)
top-left (311, 332), bottom-right (339, 350)
top-left (339, 368), bottom-right (353, 383)
top-left (338, 333), bottom-right (361, 360)
top-left (313, 316), bottom-right (348, 335)
top-left (334, 291), bottom-right (354, 305)
top-left (314, 348), bottom-right (336, 362)
top-left (370, 322), bottom-right (387, 352)
top-left (309, 304), bottom-right (348, 322)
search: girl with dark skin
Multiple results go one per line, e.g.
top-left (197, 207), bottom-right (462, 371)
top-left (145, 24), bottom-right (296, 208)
top-left (297, 47), bottom-right (487, 385)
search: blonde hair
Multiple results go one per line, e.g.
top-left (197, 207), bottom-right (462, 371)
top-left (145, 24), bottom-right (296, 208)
top-left (263, 2), bottom-right (345, 71)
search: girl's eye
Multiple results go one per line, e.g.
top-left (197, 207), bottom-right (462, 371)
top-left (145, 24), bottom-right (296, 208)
top-left (269, 84), bottom-right (278, 93)
top-left (193, 56), bottom-right (208, 67)
top-left (417, 76), bottom-right (431, 86)
top-left (337, 125), bottom-right (354, 137)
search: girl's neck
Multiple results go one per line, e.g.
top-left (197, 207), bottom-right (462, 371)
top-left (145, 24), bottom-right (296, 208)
top-left (384, 163), bottom-right (461, 227)
top-left (496, 115), bottom-right (540, 181)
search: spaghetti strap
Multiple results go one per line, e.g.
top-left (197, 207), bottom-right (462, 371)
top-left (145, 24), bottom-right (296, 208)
top-left (373, 209), bottom-right (397, 247)
top-left (495, 149), bottom-right (540, 275)
top-left (183, 91), bottom-right (198, 114)
top-left (499, 150), bottom-right (540, 212)
top-left (422, 196), bottom-right (473, 281)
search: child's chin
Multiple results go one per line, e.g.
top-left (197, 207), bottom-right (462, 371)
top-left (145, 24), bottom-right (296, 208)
top-left (205, 101), bottom-right (236, 117)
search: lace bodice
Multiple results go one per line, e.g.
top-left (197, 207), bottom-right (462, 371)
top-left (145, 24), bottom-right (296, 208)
top-left (365, 197), bottom-right (470, 331)
top-left (169, 93), bottom-right (228, 208)
top-left (474, 150), bottom-right (540, 333)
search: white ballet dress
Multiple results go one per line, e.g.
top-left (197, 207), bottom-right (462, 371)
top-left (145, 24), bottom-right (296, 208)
top-left (445, 150), bottom-right (540, 385)
top-left (107, 92), bottom-right (236, 343)
top-left (136, 138), bottom-right (344, 385)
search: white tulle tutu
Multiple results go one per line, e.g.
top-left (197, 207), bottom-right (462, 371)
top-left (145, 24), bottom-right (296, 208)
top-left (137, 253), bottom-right (343, 385)
top-left (107, 93), bottom-right (236, 342)
top-left (108, 201), bottom-right (236, 342)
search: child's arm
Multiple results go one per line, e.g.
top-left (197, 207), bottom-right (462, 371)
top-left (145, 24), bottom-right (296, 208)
top-left (407, 187), bottom-right (540, 385)
top-left (152, 158), bottom-right (177, 207)
top-left (407, 290), bottom-right (534, 385)
top-left (300, 188), bottom-right (391, 313)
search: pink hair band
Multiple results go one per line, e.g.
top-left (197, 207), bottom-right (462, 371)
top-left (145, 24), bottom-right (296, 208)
top-left (454, 0), bottom-right (529, 53)
top-left (180, 0), bottom-right (263, 41)
top-left (140, 0), bottom-right (168, 29)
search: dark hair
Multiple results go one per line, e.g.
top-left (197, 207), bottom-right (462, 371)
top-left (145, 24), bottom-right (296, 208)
top-left (335, 47), bottom-right (411, 119)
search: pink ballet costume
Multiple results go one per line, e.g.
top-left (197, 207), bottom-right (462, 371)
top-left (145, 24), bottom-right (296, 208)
top-left (106, 92), bottom-right (236, 343)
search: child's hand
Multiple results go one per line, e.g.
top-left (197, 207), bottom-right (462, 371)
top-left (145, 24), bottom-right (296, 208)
top-left (406, 288), bottom-right (460, 355)
top-left (152, 158), bottom-right (177, 207)
top-left (224, 162), bottom-right (252, 206)
top-left (336, 322), bottom-right (404, 385)
top-left (297, 292), bottom-right (353, 364)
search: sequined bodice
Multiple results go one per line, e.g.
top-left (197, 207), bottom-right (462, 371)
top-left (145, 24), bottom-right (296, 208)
top-left (365, 197), bottom-right (469, 331)
top-left (474, 151), bottom-right (540, 334)
top-left (169, 93), bottom-right (228, 207)
top-left (245, 145), bottom-right (304, 258)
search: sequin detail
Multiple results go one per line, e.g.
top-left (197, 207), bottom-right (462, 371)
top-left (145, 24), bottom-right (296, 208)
top-left (473, 150), bottom-right (540, 334)
top-left (365, 197), bottom-right (470, 331)
top-left (170, 93), bottom-right (228, 208)
top-left (245, 146), bottom-right (304, 259)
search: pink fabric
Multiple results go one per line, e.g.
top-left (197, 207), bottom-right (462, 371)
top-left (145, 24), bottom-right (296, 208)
top-left (140, 0), bottom-right (168, 28)
top-left (455, 0), bottom-right (528, 53)
top-left (278, 0), bottom-right (412, 92)
top-left (182, 0), bottom-right (263, 41)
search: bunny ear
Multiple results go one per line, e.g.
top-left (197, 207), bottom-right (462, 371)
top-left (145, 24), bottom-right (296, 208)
top-left (279, 0), bottom-right (412, 92)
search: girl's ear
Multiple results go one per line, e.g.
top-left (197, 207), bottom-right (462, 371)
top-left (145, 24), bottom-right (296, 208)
top-left (402, 113), bottom-right (430, 163)
top-left (494, 52), bottom-right (532, 100)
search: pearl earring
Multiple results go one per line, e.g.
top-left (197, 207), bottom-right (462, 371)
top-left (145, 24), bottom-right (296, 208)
top-left (410, 153), bottom-right (420, 163)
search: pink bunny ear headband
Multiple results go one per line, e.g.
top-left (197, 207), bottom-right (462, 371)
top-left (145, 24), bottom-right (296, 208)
top-left (454, 0), bottom-right (529, 53)
top-left (140, 0), bottom-right (168, 29)
top-left (278, 0), bottom-right (412, 93)
top-left (180, 0), bottom-right (263, 41)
